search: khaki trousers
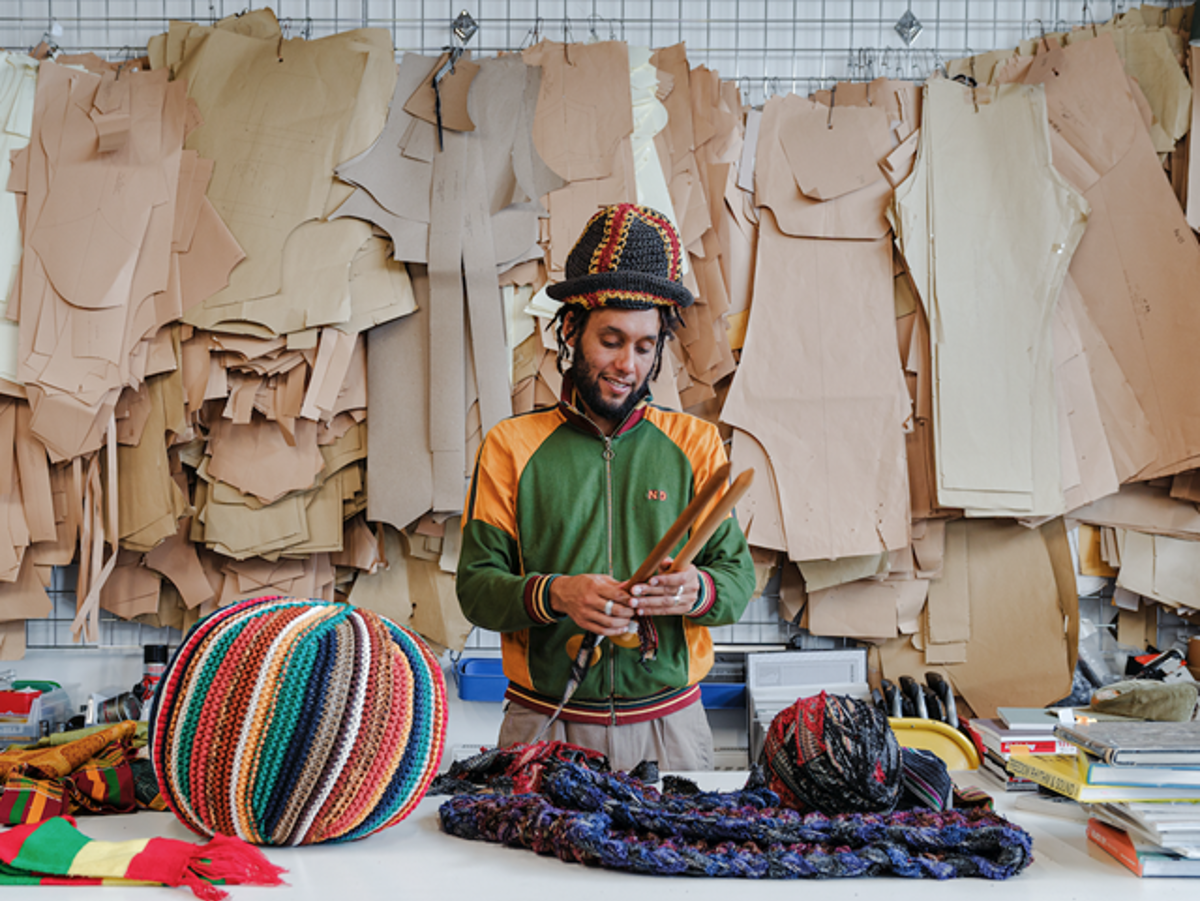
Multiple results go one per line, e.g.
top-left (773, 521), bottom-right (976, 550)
top-left (498, 698), bottom-right (715, 772)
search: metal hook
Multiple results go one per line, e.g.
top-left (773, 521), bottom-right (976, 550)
top-left (969, 55), bottom-right (979, 113)
top-left (1032, 18), bottom-right (1052, 52)
top-left (114, 53), bottom-right (139, 79)
top-left (520, 15), bottom-right (543, 49)
top-left (1081, 1), bottom-right (1098, 36)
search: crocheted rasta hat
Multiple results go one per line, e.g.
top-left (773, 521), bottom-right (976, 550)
top-left (149, 597), bottom-right (447, 846)
top-left (760, 691), bottom-right (902, 815)
top-left (545, 203), bottom-right (694, 310)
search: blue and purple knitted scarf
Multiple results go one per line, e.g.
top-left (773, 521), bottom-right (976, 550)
top-left (436, 745), bottom-right (1032, 880)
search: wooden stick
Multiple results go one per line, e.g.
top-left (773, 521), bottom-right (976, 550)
top-left (623, 462), bottom-right (731, 586)
top-left (666, 468), bottom-right (754, 573)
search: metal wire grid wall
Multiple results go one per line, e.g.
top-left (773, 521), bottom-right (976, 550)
top-left (1, 1), bottom-right (1151, 103)
top-left (25, 567), bottom-right (180, 650)
top-left (1, 0), bottom-right (1152, 649)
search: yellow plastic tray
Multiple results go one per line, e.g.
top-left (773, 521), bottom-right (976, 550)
top-left (888, 717), bottom-right (980, 770)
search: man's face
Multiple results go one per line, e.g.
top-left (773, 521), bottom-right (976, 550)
top-left (568, 307), bottom-right (661, 433)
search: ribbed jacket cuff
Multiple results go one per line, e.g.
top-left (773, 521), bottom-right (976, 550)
top-left (687, 570), bottom-right (717, 618)
top-left (523, 575), bottom-right (562, 624)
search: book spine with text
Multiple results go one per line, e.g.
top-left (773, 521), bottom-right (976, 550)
top-left (1006, 755), bottom-right (1083, 799)
top-left (989, 738), bottom-right (1074, 755)
top-left (1087, 819), bottom-right (1143, 876)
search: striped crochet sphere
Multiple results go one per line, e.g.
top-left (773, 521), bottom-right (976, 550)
top-left (149, 597), bottom-right (447, 846)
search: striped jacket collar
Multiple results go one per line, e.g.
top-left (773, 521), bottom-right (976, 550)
top-left (557, 373), bottom-right (650, 439)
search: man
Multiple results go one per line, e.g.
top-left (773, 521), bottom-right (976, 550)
top-left (456, 204), bottom-right (755, 771)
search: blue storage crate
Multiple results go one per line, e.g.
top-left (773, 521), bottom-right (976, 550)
top-left (455, 656), bottom-right (508, 703)
top-left (700, 683), bottom-right (745, 709)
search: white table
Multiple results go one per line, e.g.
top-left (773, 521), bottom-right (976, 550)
top-left (1, 770), bottom-right (1190, 899)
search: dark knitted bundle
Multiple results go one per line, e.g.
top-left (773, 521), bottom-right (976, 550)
top-left (430, 741), bottom-right (625, 796)
top-left (760, 692), bottom-right (902, 815)
top-left (437, 757), bottom-right (1033, 880)
top-left (545, 204), bottom-right (694, 309)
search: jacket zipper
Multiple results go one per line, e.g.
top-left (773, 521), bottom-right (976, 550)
top-left (602, 435), bottom-right (616, 725)
top-left (569, 390), bottom-right (639, 727)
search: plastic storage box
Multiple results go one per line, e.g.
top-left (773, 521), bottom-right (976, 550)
top-left (0, 681), bottom-right (72, 748)
top-left (700, 682), bottom-right (746, 709)
top-left (455, 657), bottom-right (508, 702)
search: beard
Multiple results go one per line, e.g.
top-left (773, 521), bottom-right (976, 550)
top-left (570, 351), bottom-right (651, 427)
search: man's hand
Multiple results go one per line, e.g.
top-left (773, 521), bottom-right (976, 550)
top-left (626, 556), bottom-right (698, 616)
top-left (548, 574), bottom-right (636, 636)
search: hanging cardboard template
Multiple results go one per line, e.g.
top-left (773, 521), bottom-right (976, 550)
top-left (403, 51), bottom-right (478, 133)
top-left (779, 104), bottom-right (889, 201)
top-left (1021, 36), bottom-right (1200, 480)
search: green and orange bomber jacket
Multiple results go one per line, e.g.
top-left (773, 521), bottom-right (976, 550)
top-left (456, 392), bottom-right (756, 723)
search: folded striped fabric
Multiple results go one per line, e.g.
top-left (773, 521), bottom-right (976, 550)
top-left (0, 815), bottom-right (287, 900)
top-left (0, 722), bottom-right (139, 825)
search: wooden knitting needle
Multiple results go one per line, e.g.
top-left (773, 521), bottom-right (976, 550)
top-left (664, 468), bottom-right (754, 574)
top-left (554, 464), bottom-right (730, 701)
top-left (533, 464), bottom-right (747, 743)
top-left (624, 462), bottom-right (731, 588)
top-left (611, 467), bottom-right (755, 655)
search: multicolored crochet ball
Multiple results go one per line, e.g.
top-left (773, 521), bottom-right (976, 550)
top-left (149, 597), bottom-right (447, 846)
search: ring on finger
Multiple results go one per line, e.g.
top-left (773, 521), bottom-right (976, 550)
top-left (604, 599), bottom-right (614, 617)
top-left (674, 586), bottom-right (683, 600)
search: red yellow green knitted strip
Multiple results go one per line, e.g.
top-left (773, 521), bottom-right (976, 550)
top-left (636, 206), bottom-right (683, 281)
top-left (589, 202), bottom-right (632, 274)
top-left (0, 815), bottom-right (286, 899)
top-left (567, 288), bottom-right (680, 310)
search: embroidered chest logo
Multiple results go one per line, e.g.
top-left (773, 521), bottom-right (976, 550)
top-left (646, 489), bottom-right (668, 501)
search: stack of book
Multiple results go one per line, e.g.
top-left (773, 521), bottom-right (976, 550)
top-left (1008, 719), bottom-right (1200, 877)
top-left (971, 708), bottom-right (1075, 792)
top-left (1092, 800), bottom-right (1200, 859)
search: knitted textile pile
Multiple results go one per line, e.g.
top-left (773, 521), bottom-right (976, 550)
top-left (5, 720), bottom-right (167, 816)
top-left (0, 815), bottom-right (286, 900)
top-left (0, 722), bottom-right (140, 824)
top-left (761, 691), bottom-right (902, 814)
top-left (430, 739), bottom-right (624, 795)
top-left (150, 596), bottom-right (447, 845)
top-left (435, 743), bottom-right (1033, 880)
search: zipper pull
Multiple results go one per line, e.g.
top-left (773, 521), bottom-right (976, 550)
top-left (602, 438), bottom-right (614, 461)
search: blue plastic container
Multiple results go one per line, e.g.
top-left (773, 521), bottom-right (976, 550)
top-left (455, 657), bottom-right (508, 702)
top-left (700, 683), bottom-right (746, 709)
